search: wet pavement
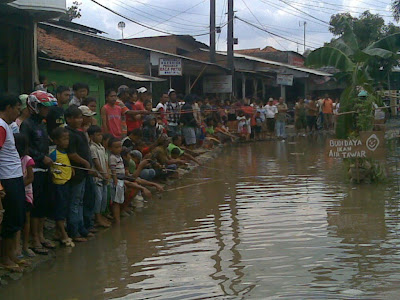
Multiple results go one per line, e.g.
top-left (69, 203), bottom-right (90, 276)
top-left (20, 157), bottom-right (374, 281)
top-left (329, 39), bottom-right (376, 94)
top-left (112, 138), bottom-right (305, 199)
top-left (1, 136), bottom-right (400, 299)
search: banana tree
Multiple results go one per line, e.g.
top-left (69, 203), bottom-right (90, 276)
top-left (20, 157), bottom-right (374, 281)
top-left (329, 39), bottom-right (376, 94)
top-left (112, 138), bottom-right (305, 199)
top-left (305, 23), bottom-right (400, 138)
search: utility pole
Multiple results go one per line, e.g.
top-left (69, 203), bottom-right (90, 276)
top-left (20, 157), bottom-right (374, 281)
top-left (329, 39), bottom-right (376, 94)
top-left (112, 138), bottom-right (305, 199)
top-left (227, 0), bottom-right (235, 96)
top-left (303, 21), bottom-right (307, 53)
top-left (210, 0), bottom-right (216, 63)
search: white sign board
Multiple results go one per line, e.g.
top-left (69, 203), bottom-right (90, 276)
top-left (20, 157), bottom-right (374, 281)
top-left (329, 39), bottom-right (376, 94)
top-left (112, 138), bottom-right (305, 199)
top-left (159, 58), bottom-right (182, 76)
top-left (277, 74), bottom-right (294, 86)
top-left (203, 75), bottom-right (233, 93)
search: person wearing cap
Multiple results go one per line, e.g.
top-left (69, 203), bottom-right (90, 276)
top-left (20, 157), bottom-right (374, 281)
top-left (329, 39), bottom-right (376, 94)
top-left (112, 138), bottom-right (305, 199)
top-left (47, 86), bottom-right (71, 137)
top-left (78, 105), bottom-right (97, 135)
top-left (9, 94), bottom-right (30, 134)
top-left (125, 87), bottom-right (149, 133)
top-left (20, 91), bottom-right (58, 254)
top-left (166, 89), bottom-right (181, 137)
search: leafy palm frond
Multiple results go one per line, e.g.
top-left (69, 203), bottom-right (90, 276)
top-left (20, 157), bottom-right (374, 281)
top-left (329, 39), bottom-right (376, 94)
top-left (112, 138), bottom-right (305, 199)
top-left (306, 47), bottom-right (354, 72)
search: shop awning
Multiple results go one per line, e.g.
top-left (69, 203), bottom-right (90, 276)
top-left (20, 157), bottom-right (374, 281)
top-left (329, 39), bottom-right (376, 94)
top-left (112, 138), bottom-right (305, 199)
top-left (39, 57), bottom-right (166, 82)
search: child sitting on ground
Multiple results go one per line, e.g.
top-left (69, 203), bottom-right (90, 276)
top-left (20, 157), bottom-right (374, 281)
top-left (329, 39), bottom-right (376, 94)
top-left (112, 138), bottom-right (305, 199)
top-left (49, 127), bottom-right (75, 247)
top-left (88, 125), bottom-right (111, 228)
top-left (14, 134), bottom-right (36, 257)
top-left (167, 136), bottom-right (200, 165)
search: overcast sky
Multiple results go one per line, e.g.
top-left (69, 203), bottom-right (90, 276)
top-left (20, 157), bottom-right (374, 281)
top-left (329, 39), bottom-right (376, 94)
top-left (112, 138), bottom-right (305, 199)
top-left (67, 0), bottom-right (396, 53)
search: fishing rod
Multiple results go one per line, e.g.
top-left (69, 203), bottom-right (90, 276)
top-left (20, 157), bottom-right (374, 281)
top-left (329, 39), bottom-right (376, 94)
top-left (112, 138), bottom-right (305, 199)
top-left (52, 162), bottom-right (139, 182)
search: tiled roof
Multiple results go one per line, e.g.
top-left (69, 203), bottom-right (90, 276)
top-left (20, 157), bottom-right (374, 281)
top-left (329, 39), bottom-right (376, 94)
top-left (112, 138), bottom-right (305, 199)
top-left (37, 28), bottom-right (112, 67)
top-left (235, 46), bottom-right (279, 54)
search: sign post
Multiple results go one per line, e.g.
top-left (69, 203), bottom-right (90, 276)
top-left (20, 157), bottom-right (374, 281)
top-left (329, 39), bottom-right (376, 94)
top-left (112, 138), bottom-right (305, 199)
top-left (327, 131), bottom-right (385, 159)
top-left (203, 75), bottom-right (233, 93)
top-left (277, 74), bottom-right (294, 86)
top-left (159, 58), bottom-right (182, 76)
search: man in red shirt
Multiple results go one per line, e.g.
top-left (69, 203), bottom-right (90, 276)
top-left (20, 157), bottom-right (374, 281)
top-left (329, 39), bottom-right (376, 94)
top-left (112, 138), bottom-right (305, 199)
top-left (126, 87), bottom-right (149, 132)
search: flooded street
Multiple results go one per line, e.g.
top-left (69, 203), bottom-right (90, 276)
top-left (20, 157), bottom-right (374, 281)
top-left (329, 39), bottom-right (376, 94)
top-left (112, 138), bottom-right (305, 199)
top-left (2, 137), bottom-right (400, 299)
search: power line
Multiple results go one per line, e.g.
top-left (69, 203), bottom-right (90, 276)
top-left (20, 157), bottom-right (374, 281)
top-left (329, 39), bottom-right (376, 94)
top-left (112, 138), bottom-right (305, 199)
top-left (241, 0), bottom-right (288, 50)
top-left (127, 0), bottom-right (210, 16)
top-left (216, 0), bottom-right (227, 50)
top-left (236, 16), bottom-right (320, 49)
top-left (90, 0), bottom-right (210, 36)
top-left (258, 0), bottom-right (330, 28)
top-left (110, 0), bottom-right (209, 30)
top-left (276, 0), bottom-right (330, 25)
top-left (282, 0), bottom-right (393, 17)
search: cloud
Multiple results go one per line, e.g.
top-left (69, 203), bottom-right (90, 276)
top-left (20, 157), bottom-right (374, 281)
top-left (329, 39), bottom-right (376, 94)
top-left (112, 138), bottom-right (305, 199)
top-left (66, 0), bottom-right (396, 53)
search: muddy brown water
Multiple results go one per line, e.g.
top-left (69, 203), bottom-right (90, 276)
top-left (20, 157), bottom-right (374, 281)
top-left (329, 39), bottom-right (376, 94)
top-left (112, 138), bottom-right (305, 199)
top-left (2, 137), bottom-right (400, 299)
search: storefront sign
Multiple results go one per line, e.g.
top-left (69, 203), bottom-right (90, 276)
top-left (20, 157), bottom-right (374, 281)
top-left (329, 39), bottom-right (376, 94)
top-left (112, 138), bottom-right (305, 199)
top-left (327, 131), bottom-right (385, 159)
top-left (277, 74), bottom-right (293, 86)
top-left (203, 75), bottom-right (233, 93)
top-left (159, 58), bottom-right (182, 76)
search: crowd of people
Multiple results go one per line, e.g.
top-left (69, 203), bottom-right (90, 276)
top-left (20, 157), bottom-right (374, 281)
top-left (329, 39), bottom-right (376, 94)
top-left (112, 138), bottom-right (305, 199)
top-left (0, 77), bottom-right (338, 272)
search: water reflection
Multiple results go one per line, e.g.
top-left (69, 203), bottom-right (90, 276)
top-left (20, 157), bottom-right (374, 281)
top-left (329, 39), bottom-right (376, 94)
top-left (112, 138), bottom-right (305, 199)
top-left (1, 138), bottom-right (400, 299)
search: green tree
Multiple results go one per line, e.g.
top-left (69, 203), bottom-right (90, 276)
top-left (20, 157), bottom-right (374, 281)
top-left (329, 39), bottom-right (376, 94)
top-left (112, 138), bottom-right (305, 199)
top-left (60, 1), bottom-right (82, 22)
top-left (329, 11), bottom-right (399, 49)
top-left (306, 22), bottom-right (400, 138)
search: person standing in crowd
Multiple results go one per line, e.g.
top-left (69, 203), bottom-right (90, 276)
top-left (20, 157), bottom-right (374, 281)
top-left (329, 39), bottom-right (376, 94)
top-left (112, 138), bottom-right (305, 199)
top-left (166, 89), bottom-right (181, 137)
top-left (125, 88), bottom-right (138, 110)
top-left (49, 127), bottom-right (75, 247)
top-left (306, 97), bottom-right (318, 134)
top-left (155, 92), bottom-right (169, 126)
top-left (82, 97), bottom-right (98, 126)
top-left (9, 94), bottom-right (29, 134)
top-left (101, 89), bottom-right (123, 139)
top-left (20, 91), bottom-right (57, 255)
top-left (322, 94), bottom-right (334, 131)
top-left (78, 105), bottom-right (97, 133)
top-left (295, 98), bottom-right (307, 136)
top-left (47, 86), bottom-right (71, 135)
top-left (88, 125), bottom-right (111, 228)
top-left (14, 134), bottom-right (35, 258)
top-left (265, 98), bottom-right (278, 139)
top-left (275, 97), bottom-right (288, 140)
top-left (108, 138), bottom-right (125, 224)
top-left (116, 85), bottom-right (131, 138)
top-left (125, 87), bottom-right (149, 133)
top-left (317, 96), bottom-right (324, 130)
top-left (180, 94), bottom-right (198, 149)
top-left (69, 83), bottom-right (89, 107)
top-left (0, 94), bottom-right (26, 271)
top-left (65, 106), bottom-right (93, 243)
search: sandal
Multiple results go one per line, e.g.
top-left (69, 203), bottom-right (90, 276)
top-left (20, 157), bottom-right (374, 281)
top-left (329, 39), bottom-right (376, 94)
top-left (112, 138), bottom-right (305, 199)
top-left (22, 249), bottom-right (36, 258)
top-left (14, 259), bottom-right (31, 267)
top-left (73, 237), bottom-right (87, 243)
top-left (41, 240), bottom-right (56, 249)
top-left (61, 238), bottom-right (75, 248)
top-left (30, 246), bottom-right (48, 255)
top-left (1, 263), bottom-right (24, 273)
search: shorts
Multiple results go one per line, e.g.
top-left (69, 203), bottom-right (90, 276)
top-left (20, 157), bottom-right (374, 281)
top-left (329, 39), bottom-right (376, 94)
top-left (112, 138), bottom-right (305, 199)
top-left (32, 171), bottom-right (51, 218)
top-left (1, 176), bottom-right (26, 239)
top-left (54, 183), bottom-right (69, 221)
top-left (254, 126), bottom-right (262, 133)
top-left (25, 201), bottom-right (33, 213)
top-left (307, 116), bottom-right (317, 130)
top-left (267, 118), bottom-right (275, 132)
top-left (295, 117), bottom-right (307, 130)
top-left (182, 126), bottom-right (196, 145)
top-left (111, 179), bottom-right (125, 204)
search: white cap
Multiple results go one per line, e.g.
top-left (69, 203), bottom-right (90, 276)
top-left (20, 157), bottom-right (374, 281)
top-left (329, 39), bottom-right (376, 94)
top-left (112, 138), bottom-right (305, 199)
top-left (78, 105), bottom-right (96, 117)
top-left (168, 88), bottom-right (176, 96)
top-left (137, 87), bottom-right (148, 94)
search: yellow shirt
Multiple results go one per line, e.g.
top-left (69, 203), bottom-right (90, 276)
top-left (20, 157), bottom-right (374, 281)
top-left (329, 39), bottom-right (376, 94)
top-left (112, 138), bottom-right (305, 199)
top-left (50, 149), bottom-right (72, 185)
